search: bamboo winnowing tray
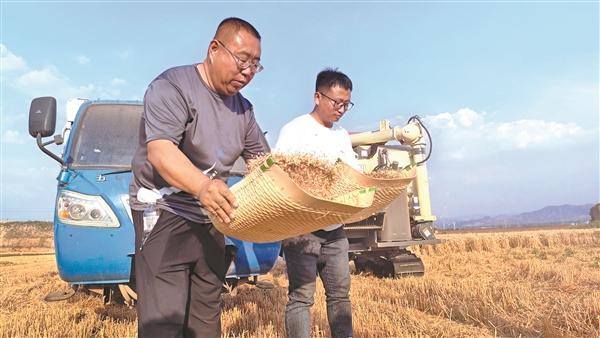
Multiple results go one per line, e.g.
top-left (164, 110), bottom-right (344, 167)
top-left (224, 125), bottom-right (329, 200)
top-left (210, 159), bottom-right (415, 242)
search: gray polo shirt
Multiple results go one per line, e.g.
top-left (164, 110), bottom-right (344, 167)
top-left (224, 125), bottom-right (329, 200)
top-left (129, 64), bottom-right (265, 223)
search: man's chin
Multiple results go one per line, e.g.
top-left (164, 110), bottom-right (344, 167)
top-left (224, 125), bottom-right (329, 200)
top-left (324, 118), bottom-right (337, 127)
top-left (227, 85), bottom-right (244, 96)
top-left (223, 85), bottom-right (241, 96)
top-left (231, 81), bottom-right (247, 91)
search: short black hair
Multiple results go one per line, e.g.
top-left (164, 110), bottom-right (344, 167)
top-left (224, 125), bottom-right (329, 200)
top-left (216, 17), bottom-right (261, 40)
top-left (315, 68), bottom-right (352, 92)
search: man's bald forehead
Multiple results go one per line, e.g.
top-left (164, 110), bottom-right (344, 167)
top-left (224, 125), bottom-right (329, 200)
top-left (214, 17), bottom-right (261, 43)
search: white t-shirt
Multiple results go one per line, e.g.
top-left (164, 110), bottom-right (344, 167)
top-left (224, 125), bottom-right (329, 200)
top-left (274, 113), bottom-right (360, 231)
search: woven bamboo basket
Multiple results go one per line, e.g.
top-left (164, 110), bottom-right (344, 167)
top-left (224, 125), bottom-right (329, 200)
top-left (210, 158), bottom-right (377, 242)
top-left (333, 162), bottom-right (417, 223)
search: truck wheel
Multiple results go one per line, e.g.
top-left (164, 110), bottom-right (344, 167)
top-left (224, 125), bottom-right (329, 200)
top-left (43, 287), bottom-right (76, 302)
top-left (247, 275), bottom-right (274, 290)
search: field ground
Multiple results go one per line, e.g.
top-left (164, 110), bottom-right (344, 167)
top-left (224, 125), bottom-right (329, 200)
top-left (0, 223), bottom-right (599, 337)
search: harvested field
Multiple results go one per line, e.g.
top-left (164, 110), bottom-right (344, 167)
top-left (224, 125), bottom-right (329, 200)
top-left (1, 223), bottom-right (599, 337)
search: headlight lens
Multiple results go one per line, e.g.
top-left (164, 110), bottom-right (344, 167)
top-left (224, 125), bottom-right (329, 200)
top-left (57, 191), bottom-right (120, 227)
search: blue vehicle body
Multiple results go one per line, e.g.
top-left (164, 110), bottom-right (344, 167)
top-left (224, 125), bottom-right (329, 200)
top-left (54, 169), bottom-right (134, 283)
top-left (51, 100), bottom-right (281, 285)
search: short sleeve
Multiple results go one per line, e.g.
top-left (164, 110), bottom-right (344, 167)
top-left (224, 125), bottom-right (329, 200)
top-left (143, 78), bottom-right (190, 145)
top-left (241, 108), bottom-right (267, 160)
top-left (339, 130), bottom-right (361, 170)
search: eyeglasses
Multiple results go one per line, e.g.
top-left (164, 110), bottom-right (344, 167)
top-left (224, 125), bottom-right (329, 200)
top-left (318, 92), bottom-right (354, 111)
top-left (215, 40), bottom-right (264, 73)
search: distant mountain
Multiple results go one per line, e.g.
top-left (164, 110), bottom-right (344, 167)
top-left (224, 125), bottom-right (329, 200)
top-left (438, 203), bottom-right (595, 229)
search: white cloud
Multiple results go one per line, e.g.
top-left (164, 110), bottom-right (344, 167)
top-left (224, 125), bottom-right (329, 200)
top-left (1, 44), bottom-right (27, 71)
top-left (1, 129), bottom-right (25, 144)
top-left (456, 107), bottom-right (484, 127)
top-left (15, 66), bottom-right (63, 88)
top-left (0, 44), bottom-right (140, 150)
top-left (426, 112), bottom-right (457, 129)
top-left (12, 66), bottom-right (96, 99)
top-left (76, 55), bottom-right (90, 65)
top-left (425, 107), bottom-right (483, 129)
top-left (2, 44), bottom-right (135, 104)
top-left (423, 107), bottom-right (589, 160)
top-left (495, 120), bottom-right (583, 149)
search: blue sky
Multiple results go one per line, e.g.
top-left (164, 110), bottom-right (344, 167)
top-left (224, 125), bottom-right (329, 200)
top-left (1, 2), bottom-right (598, 221)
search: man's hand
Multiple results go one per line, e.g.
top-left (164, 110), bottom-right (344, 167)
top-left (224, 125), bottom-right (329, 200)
top-left (196, 180), bottom-right (239, 224)
top-left (146, 140), bottom-right (239, 223)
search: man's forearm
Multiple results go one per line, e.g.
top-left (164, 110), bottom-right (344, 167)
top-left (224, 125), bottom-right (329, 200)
top-left (147, 139), bottom-right (209, 197)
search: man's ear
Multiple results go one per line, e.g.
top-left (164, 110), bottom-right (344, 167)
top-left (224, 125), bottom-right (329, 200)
top-left (314, 92), bottom-right (320, 106)
top-left (208, 40), bottom-right (219, 59)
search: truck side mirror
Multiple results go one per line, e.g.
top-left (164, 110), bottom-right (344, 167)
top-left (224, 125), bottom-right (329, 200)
top-left (28, 96), bottom-right (57, 138)
top-left (28, 96), bottom-right (64, 166)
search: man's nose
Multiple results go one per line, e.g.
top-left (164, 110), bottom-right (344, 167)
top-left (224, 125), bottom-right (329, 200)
top-left (240, 66), bottom-right (255, 77)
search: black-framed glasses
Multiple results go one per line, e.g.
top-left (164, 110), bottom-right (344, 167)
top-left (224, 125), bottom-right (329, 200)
top-left (318, 92), bottom-right (354, 111)
top-left (215, 40), bottom-right (264, 73)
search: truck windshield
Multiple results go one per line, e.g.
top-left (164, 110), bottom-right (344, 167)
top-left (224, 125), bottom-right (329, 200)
top-left (69, 104), bottom-right (142, 168)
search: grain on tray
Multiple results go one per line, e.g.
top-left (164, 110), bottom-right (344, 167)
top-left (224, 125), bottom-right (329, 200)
top-left (247, 153), bottom-right (342, 199)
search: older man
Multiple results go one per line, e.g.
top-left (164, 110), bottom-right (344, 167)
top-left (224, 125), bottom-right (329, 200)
top-left (129, 17), bottom-right (265, 337)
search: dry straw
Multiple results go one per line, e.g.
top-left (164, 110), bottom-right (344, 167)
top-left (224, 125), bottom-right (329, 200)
top-left (247, 153), bottom-right (341, 199)
top-left (211, 153), bottom-right (416, 242)
top-left (2, 228), bottom-right (599, 337)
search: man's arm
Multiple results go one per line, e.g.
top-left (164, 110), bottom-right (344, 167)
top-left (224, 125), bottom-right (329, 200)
top-left (340, 130), bottom-right (361, 171)
top-left (147, 140), bottom-right (237, 223)
top-left (241, 108), bottom-right (268, 161)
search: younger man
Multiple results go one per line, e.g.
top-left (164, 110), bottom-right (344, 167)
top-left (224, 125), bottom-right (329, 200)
top-left (274, 68), bottom-right (357, 338)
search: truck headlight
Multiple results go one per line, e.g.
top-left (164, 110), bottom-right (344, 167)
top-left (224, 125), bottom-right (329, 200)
top-left (57, 190), bottom-right (120, 227)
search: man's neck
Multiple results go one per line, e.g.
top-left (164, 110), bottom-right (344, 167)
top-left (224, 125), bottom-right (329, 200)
top-left (196, 63), bottom-right (217, 93)
top-left (309, 111), bottom-right (333, 128)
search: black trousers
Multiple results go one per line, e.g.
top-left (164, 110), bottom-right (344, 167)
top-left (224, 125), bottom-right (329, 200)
top-left (132, 209), bottom-right (227, 338)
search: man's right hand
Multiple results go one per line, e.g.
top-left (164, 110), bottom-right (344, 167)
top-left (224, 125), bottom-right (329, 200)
top-left (147, 140), bottom-right (239, 224)
top-left (196, 180), bottom-right (238, 224)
